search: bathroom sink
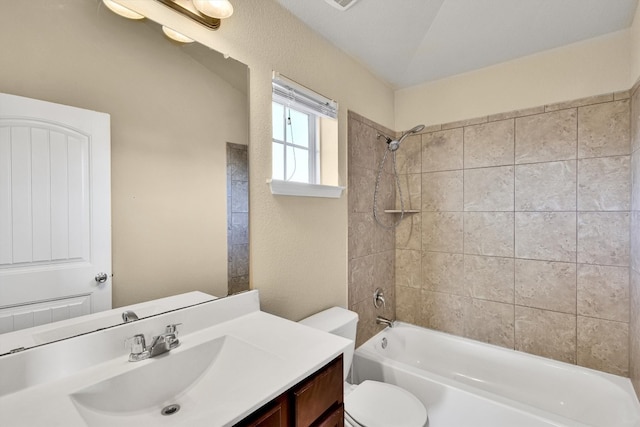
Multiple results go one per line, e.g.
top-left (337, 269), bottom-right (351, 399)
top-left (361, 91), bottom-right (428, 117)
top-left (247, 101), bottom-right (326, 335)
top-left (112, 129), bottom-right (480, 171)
top-left (70, 334), bottom-right (287, 425)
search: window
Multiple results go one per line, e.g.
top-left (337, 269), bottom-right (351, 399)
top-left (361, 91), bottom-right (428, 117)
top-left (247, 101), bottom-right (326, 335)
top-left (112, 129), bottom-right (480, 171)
top-left (272, 101), bottom-right (318, 184)
top-left (271, 73), bottom-right (340, 194)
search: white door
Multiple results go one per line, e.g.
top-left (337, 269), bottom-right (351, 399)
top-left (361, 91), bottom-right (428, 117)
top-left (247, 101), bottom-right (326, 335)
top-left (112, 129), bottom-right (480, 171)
top-left (0, 93), bottom-right (111, 333)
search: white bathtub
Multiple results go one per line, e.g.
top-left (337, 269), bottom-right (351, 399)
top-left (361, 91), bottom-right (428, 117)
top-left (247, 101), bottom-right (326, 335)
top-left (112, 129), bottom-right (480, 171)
top-left (352, 322), bottom-right (640, 427)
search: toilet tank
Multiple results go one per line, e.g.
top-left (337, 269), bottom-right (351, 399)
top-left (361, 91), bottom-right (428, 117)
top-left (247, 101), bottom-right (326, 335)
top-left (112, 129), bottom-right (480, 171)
top-left (299, 307), bottom-right (358, 381)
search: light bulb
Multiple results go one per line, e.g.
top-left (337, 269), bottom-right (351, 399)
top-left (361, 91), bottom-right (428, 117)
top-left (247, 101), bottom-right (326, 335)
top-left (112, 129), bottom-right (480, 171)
top-left (192, 0), bottom-right (234, 19)
top-left (162, 26), bottom-right (194, 43)
top-left (102, 0), bottom-right (144, 20)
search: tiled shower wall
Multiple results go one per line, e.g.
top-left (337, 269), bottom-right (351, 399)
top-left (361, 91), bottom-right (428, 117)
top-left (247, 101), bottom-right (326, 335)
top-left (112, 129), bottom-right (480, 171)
top-left (631, 80), bottom-right (640, 398)
top-left (227, 143), bottom-right (249, 295)
top-left (348, 111), bottom-right (397, 347)
top-left (393, 92), bottom-right (633, 376)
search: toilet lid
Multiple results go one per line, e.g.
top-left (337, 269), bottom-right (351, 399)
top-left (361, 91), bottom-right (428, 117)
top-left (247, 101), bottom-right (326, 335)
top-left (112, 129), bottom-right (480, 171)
top-left (344, 381), bottom-right (427, 427)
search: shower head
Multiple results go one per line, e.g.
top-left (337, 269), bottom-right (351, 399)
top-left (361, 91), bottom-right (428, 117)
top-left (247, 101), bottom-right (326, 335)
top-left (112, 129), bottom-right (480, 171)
top-left (388, 124), bottom-right (425, 152)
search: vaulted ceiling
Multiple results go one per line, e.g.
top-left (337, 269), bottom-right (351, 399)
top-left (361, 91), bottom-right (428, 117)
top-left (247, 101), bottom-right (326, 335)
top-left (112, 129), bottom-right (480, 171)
top-left (275, 0), bottom-right (639, 89)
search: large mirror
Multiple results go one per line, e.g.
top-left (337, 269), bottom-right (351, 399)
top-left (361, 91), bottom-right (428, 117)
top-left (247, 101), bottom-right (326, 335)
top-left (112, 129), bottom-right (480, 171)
top-left (0, 0), bottom-right (249, 352)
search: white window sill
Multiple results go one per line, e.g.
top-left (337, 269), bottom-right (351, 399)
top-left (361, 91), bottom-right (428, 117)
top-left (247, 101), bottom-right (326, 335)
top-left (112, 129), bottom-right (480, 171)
top-left (267, 179), bottom-right (345, 198)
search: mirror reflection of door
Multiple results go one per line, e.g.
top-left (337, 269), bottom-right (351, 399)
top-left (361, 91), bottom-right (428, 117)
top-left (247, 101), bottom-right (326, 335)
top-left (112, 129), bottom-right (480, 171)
top-left (227, 143), bottom-right (249, 295)
top-left (0, 93), bottom-right (111, 333)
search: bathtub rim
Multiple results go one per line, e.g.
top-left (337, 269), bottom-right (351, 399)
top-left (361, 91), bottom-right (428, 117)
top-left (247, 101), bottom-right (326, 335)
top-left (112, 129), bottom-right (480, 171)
top-left (353, 321), bottom-right (640, 427)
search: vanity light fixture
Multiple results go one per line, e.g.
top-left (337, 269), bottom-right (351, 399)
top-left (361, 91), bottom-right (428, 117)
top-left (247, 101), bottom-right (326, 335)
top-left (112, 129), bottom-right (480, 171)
top-left (162, 26), bottom-right (195, 43)
top-left (156, 0), bottom-right (234, 30)
top-left (102, 0), bottom-right (145, 20)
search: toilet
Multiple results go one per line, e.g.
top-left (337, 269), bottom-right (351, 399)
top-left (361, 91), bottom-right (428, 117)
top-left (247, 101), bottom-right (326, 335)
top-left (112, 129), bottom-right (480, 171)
top-left (300, 307), bottom-right (428, 427)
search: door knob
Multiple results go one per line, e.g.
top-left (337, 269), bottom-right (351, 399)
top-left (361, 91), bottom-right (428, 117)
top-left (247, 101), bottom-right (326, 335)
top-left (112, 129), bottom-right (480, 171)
top-left (95, 272), bottom-right (108, 283)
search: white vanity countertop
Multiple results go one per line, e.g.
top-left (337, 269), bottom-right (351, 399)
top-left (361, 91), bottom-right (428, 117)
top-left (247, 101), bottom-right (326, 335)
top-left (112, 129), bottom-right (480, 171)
top-left (0, 310), bottom-right (350, 426)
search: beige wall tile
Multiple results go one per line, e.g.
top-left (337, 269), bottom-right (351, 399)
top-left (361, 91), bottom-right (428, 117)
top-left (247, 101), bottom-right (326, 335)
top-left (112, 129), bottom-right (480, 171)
top-left (578, 156), bottom-right (630, 211)
top-left (515, 259), bottom-right (577, 314)
top-left (422, 170), bottom-right (463, 211)
top-left (632, 86), bottom-right (640, 153)
top-left (422, 251), bottom-right (464, 295)
top-left (632, 151), bottom-right (640, 212)
top-left (464, 166), bottom-right (514, 211)
top-left (441, 116), bottom-right (487, 131)
top-left (515, 109), bottom-right (577, 164)
top-left (348, 118), bottom-right (377, 170)
top-left (396, 173), bottom-right (421, 211)
top-left (422, 212), bottom-right (463, 253)
top-left (395, 134), bottom-right (422, 174)
top-left (545, 94), bottom-right (613, 112)
top-left (577, 316), bottom-right (629, 376)
top-left (422, 128), bottom-right (463, 172)
top-left (396, 212), bottom-right (421, 250)
top-left (614, 90), bottom-right (631, 101)
top-left (375, 169), bottom-right (396, 209)
top-left (515, 306), bottom-right (576, 364)
top-left (349, 213), bottom-right (374, 259)
top-left (577, 264), bottom-right (629, 322)
top-left (396, 249), bottom-right (422, 289)
top-left (515, 161), bottom-right (576, 211)
top-left (577, 212), bottom-right (630, 266)
top-left (464, 212), bottom-right (514, 257)
top-left (464, 119), bottom-right (514, 168)
top-left (373, 251), bottom-right (395, 293)
top-left (464, 298), bottom-right (515, 348)
top-left (630, 270), bottom-right (640, 399)
top-left (349, 255), bottom-right (374, 306)
top-left (464, 255), bottom-right (514, 304)
top-left (488, 106), bottom-right (545, 122)
top-left (631, 211), bottom-right (640, 273)
top-left (515, 212), bottom-right (577, 262)
top-left (419, 291), bottom-right (468, 335)
top-left (372, 216), bottom-right (395, 252)
top-left (396, 285), bottom-right (420, 324)
top-left (578, 100), bottom-right (631, 158)
top-left (349, 166), bottom-right (375, 213)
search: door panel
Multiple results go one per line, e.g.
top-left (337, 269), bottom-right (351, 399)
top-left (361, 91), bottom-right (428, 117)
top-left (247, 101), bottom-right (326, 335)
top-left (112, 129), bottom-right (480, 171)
top-left (0, 93), bottom-right (111, 332)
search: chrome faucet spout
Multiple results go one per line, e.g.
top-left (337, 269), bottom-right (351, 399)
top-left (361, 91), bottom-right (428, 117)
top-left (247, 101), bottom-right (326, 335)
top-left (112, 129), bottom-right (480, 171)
top-left (122, 310), bottom-right (139, 323)
top-left (376, 316), bottom-right (394, 328)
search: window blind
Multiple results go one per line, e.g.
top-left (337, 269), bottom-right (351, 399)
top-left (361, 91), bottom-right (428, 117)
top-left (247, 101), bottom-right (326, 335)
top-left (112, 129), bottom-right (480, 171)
top-left (272, 72), bottom-right (338, 119)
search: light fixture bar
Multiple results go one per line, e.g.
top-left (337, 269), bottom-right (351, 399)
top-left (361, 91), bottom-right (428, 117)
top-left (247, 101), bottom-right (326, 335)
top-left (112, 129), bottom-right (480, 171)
top-left (155, 0), bottom-right (221, 30)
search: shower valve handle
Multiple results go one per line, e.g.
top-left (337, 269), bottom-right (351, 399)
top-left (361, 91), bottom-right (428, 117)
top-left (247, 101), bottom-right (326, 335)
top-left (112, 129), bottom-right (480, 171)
top-left (373, 288), bottom-right (386, 309)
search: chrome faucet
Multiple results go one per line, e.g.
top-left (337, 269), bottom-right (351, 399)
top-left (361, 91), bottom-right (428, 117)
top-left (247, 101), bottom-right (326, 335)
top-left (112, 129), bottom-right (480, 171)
top-left (126, 324), bottom-right (181, 362)
top-left (376, 316), bottom-right (394, 328)
top-left (122, 310), bottom-right (139, 323)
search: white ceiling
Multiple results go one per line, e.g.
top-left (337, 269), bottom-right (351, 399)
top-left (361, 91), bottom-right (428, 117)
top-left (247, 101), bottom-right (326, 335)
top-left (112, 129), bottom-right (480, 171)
top-left (275, 0), bottom-right (639, 89)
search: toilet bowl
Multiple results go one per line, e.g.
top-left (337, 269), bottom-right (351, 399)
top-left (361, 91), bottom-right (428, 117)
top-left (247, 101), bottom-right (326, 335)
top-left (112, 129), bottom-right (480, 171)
top-left (299, 307), bottom-right (428, 427)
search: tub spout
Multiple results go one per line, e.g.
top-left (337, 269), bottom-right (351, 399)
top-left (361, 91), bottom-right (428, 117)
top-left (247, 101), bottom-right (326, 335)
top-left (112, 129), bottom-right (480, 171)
top-left (376, 316), bottom-right (394, 328)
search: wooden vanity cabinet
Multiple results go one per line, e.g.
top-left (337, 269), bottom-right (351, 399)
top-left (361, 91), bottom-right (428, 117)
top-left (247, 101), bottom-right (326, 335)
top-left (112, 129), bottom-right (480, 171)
top-left (236, 355), bottom-right (343, 427)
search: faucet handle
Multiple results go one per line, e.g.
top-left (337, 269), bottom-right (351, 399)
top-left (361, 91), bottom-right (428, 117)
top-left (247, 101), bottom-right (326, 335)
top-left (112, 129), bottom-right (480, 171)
top-left (125, 334), bottom-right (150, 361)
top-left (165, 323), bottom-right (182, 335)
top-left (164, 323), bottom-right (182, 336)
top-left (125, 334), bottom-right (146, 352)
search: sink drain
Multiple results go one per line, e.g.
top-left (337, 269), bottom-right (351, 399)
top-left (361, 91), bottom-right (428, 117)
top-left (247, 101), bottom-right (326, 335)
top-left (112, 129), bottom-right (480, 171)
top-left (161, 404), bottom-right (181, 416)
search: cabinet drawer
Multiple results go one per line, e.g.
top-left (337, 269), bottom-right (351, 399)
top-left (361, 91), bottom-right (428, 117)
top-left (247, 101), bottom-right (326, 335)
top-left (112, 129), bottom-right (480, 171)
top-left (237, 393), bottom-right (289, 427)
top-left (293, 355), bottom-right (343, 427)
top-left (313, 405), bottom-right (343, 427)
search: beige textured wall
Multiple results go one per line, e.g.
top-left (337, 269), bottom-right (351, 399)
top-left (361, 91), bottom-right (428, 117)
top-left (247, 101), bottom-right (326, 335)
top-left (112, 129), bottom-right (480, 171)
top-left (118, 0), bottom-right (396, 320)
top-left (394, 92), bottom-right (632, 376)
top-left (630, 81), bottom-right (640, 397)
top-left (0, 0), bottom-right (248, 306)
top-left (395, 30), bottom-right (631, 131)
top-left (631, 3), bottom-right (640, 83)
